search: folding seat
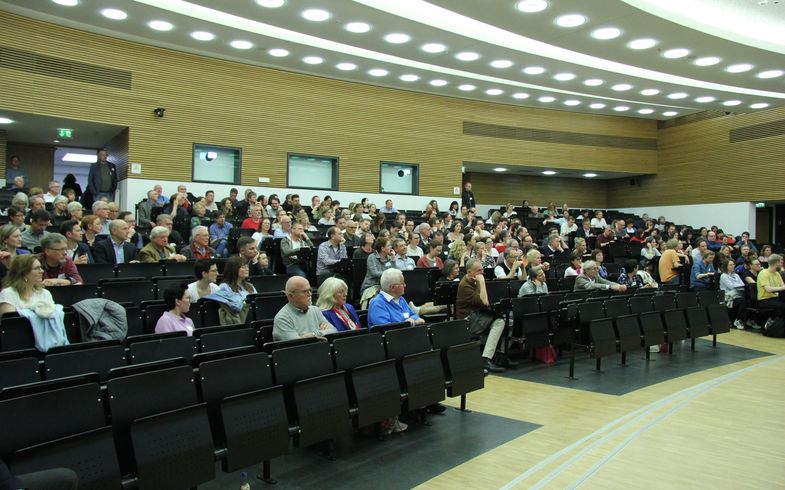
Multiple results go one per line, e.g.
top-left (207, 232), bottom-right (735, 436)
top-left (162, 260), bottom-right (197, 277)
top-left (76, 263), bottom-right (116, 284)
top-left (589, 318), bottom-right (618, 371)
top-left (272, 342), bottom-right (351, 447)
top-left (675, 292), bottom-right (699, 309)
top-left (538, 293), bottom-right (566, 313)
top-left (510, 296), bottom-right (541, 341)
top-left (322, 329), bottom-right (366, 342)
top-left (128, 334), bottom-right (197, 364)
top-left (613, 314), bottom-right (644, 365)
top-left (254, 323), bottom-right (274, 345)
top-left (251, 293), bottom-right (288, 322)
top-left (196, 352), bottom-right (289, 482)
top-left (383, 325), bottom-right (445, 411)
top-left (608, 242), bottom-right (628, 261)
top-left (369, 321), bottom-right (410, 334)
top-left (653, 293), bottom-right (676, 311)
top-left (107, 360), bottom-right (215, 488)
top-left (116, 262), bottom-right (163, 279)
top-left (706, 303), bottom-right (731, 346)
top-left (566, 290), bottom-right (590, 302)
top-left (152, 275), bottom-right (194, 300)
top-left (196, 324), bottom-right (258, 353)
top-left (433, 281), bottom-right (458, 318)
top-left (0, 350), bottom-right (41, 390)
top-left (662, 309), bottom-right (689, 350)
top-left (634, 287), bottom-right (657, 295)
top-left (629, 296), bottom-right (654, 314)
top-left (685, 306), bottom-right (711, 349)
top-left (1, 375), bottom-right (121, 489)
top-left (99, 277), bottom-right (156, 303)
top-left (402, 269), bottom-right (433, 305)
top-left (576, 301), bottom-right (606, 345)
top-left (639, 311), bottom-right (666, 358)
top-left (559, 275), bottom-right (577, 291)
top-left (201, 299), bottom-right (223, 327)
top-left (125, 305), bottom-right (145, 337)
top-left (0, 314), bottom-right (35, 352)
top-left (262, 336), bottom-right (319, 354)
top-left (248, 274), bottom-right (289, 294)
top-left (48, 284), bottom-right (100, 306)
top-left (44, 340), bottom-right (126, 382)
top-left (697, 289), bottom-right (720, 307)
top-left (332, 333), bottom-right (401, 428)
top-left (428, 320), bottom-right (484, 408)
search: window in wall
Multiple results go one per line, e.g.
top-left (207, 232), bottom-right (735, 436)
top-left (287, 153), bottom-right (339, 190)
top-left (192, 144), bottom-right (241, 184)
top-left (380, 161), bottom-right (419, 195)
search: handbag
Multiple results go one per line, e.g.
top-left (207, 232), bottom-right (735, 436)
top-left (466, 309), bottom-right (497, 336)
top-left (534, 345), bottom-right (557, 365)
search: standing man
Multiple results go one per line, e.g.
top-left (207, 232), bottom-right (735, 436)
top-left (5, 155), bottom-right (28, 184)
top-left (138, 189), bottom-right (159, 231)
top-left (87, 148), bottom-right (117, 202)
top-left (461, 181), bottom-right (476, 209)
top-left (92, 219), bottom-right (139, 264)
top-left (316, 226), bottom-right (347, 285)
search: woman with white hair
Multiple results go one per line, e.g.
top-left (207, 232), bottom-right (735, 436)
top-left (51, 195), bottom-right (70, 226)
top-left (317, 277), bottom-right (362, 331)
top-left (66, 201), bottom-right (83, 221)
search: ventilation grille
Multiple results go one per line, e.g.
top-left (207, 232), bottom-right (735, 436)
top-left (658, 110), bottom-right (727, 129)
top-left (463, 121), bottom-right (656, 150)
top-left (0, 45), bottom-right (131, 89)
top-left (730, 118), bottom-right (785, 143)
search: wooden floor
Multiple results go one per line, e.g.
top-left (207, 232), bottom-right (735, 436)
top-left (419, 331), bottom-right (785, 490)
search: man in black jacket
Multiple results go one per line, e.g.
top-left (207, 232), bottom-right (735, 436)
top-left (87, 148), bottom-right (117, 202)
top-left (461, 181), bottom-right (476, 209)
top-left (93, 219), bottom-right (139, 264)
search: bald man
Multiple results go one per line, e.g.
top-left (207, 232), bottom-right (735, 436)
top-left (273, 276), bottom-right (338, 341)
top-left (92, 219), bottom-right (139, 264)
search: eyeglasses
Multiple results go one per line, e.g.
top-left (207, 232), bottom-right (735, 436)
top-left (292, 288), bottom-right (313, 295)
top-left (47, 247), bottom-right (67, 253)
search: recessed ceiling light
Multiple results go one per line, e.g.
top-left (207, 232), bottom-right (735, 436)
top-left (757, 69), bottom-right (783, 79)
top-left (302, 56), bottom-right (323, 64)
top-left (538, 96), bottom-right (555, 103)
top-left (457, 84), bottom-right (476, 91)
top-left (344, 22), bottom-right (371, 33)
top-left (336, 62), bottom-right (357, 71)
top-left (564, 100), bottom-right (581, 106)
top-left (148, 20), bottom-right (173, 31)
top-left (494, 167), bottom-right (508, 172)
top-left (750, 103), bottom-right (769, 109)
top-left (421, 43), bottom-right (446, 53)
top-left (640, 88), bottom-right (660, 96)
top-left (542, 170), bottom-right (557, 175)
top-left (53, 139), bottom-right (60, 143)
top-left (584, 79), bottom-right (604, 86)
top-left (190, 31), bottom-right (214, 41)
top-left (230, 40), bottom-right (253, 50)
top-left (523, 66), bottom-right (545, 75)
top-left (515, 0), bottom-right (548, 13)
top-left (589, 103), bottom-right (606, 109)
top-left (100, 8), bottom-right (127, 20)
top-left (455, 51), bottom-right (480, 61)
top-left (637, 109), bottom-right (655, 114)
top-left (256, 0), bottom-right (284, 7)
top-left (627, 38), bottom-right (657, 50)
top-left (555, 14), bottom-right (586, 28)
top-left (512, 92), bottom-right (529, 99)
top-left (268, 48), bottom-right (289, 57)
top-left (429, 79), bottom-right (448, 86)
top-left (0, 117), bottom-right (13, 124)
top-left (301, 9), bottom-right (331, 22)
top-left (667, 92), bottom-right (688, 99)
top-left (553, 73), bottom-right (575, 81)
top-left (486, 88), bottom-right (503, 95)
top-left (52, 0), bottom-right (78, 6)
top-left (611, 83), bottom-right (632, 91)
top-left (368, 68), bottom-right (388, 77)
top-left (591, 27), bottom-right (622, 40)
top-left (613, 106), bottom-right (630, 112)
top-left (583, 173), bottom-right (598, 178)
top-left (694, 56), bottom-right (721, 66)
top-left (695, 96), bottom-right (715, 103)
top-left (384, 33), bottom-right (411, 44)
top-left (490, 59), bottom-right (513, 69)
top-left (722, 100), bottom-right (742, 106)
top-left (400, 74), bottom-right (419, 82)
top-left (662, 111), bottom-right (679, 116)
top-left (662, 48), bottom-right (690, 59)
top-left (726, 63), bottom-right (753, 73)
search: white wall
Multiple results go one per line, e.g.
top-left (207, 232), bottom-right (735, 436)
top-left (616, 202), bottom-right (757, 238)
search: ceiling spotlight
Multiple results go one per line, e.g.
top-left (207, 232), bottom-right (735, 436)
top-left (494, 167), bottom-right (508, 172)
top-left (523, 66), bottom-right (545, 75)
top-left (694, 56), bottom-right (721, 66)
top-left (52, 0), bottom-right (78, 6)
top-left (757, 69), bottom-right (783, 79)
top-left (584, 79), bottom-right (604, 86)
top-left (400, 74), bottom-right (419, 82)
top-left (591, 27), bottom-right (622, 40)
top-left (555, 14), bottom-right (586, 28)
top-left (564, 100), bottom-right (581, 106)
top-left (190, 31), bottom-right (214, 41)
top-left (627, 38), bottom-right (657, 50)
top-left (301, 9), bottom-right (331, 21)
top-left (0, 117), bottom-right (14, 124)
top-left (100, 8), bottom-right (127, 20)
top-left (512, 92), bottom-right (529, 99)
top-left (486, 88), bottom-right (503, 95)
top-left (148, 20), bottom-right (173, 31)
top-left (490, 59), bottom-right (513, 68)
top-left (637, 109), bottom-right (655, 114)
top-left (589, 103), bottom-right (606, 109)
top-left (722, 100), bottom-right (742, 106)
top-left (667, 92), bottom-right (688, 99)
top-left (583, 173), bottom-right (598, 178)
top-left (336, 62), bottom-right (357, 71)
top-left (662, 48), bottom-right (690, 59)
top-left (695, 96), bottom-right (715, 103)
top-left (750, 103), bottom-right (769, 109)
top-left (542, 170), bottom-right (557, 175)
top-left (613, 106), bottom-right (630, 112)
top-left (368, 69), bottom-right (388, 76)
top-left (515, 0), bottom-right (548, 13)
top-left (640, 88), bottom-right (660, 96)
top-left (538, 96), bottom-right (555, 103)
top-left (726, 63), bottom-right (753, 73)
top-left (662, 111), bottom-right (678, 116)
top-left (553, 73), bottom-right (575, 81)
top-left (344, 22), bottom-right (371, 33)
top-left (230, 40), bottom-right (253, 49)
top-left (611, 83), bottom-right (632, 91)
top-left (455, 51), bottom-right (480, 61)
top-left (302, 56), bottom-right (323, 64)
top-left (256, 0), bottom-right (285, 7)
top-left (421, 43), bottom-right (446, 53)
top-left (384, 33), bottom-right (411, 44)
top-left (268, 48), bottom-right (289, 57)
top-left (429, 79), bottom-right (448, 86)
top-left (457, 84), bottom-right (476, 91)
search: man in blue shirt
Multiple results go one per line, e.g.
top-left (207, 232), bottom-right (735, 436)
top-left (368, 268), bottom-right (423, 327)
top-left (209, 212), bottom-right (233, 257)
top-left (381, 199), bottom-right (397, 214)
top-left (391, 238), bottom-right (415, 271)
top-left (690, 250), bottom-right (716, 290)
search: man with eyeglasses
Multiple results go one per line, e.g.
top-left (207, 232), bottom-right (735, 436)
top-left (343, 220), bottom-right (362, 247)
top-left (368, 268), bottom-right (424, 327)
top-left (38, 233), bottom-right (83, 286)
top-left (273, 276), bottom-right (337, 341)
top-left (21, 209), bottom-right (51, 250)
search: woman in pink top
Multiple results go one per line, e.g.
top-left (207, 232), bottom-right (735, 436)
top-left (155, 283), bottom-right (195, 336)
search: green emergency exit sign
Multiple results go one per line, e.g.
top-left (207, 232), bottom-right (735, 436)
top-left (57, 128), bottom-right (74, 139)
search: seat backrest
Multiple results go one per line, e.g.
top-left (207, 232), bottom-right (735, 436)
top-left (116, 262), bottom-right (163, 279)
top-left (142, 303), bottom-right (167, 334)
top-left (163, 261), bottom-right (197, 277)
top-left (639, 311), bottom-right (665, 335)
top-left (559, 276), bottom-right (577, 291)
top-left (154, 276), bottom-right (194, 300)
top-left (614, 314), bottom-right (641, 339)
top-left (0, 315), bottom-right (35, 352)
top-left (675, 292), bottom-right (698, 308)
top-left (512, 296), bottom-right (541, 318)
top-left (577, 301), bottom-right (606, 326)
top-left (198, 352), bottom-right (274, 405)
top-left (696, 289), bottom-right (719, 306)
top-left (198, 328), bottom-right (257, 353)
top-left (628, 296), bottom-right (654, 314)
top-left (272, 341), bottom-right (334, 385)
top-left (485, 281), bottom-right (510, 304)
top-left (588, 318), bottom-right (617, 343)
top-left (248, 275), bottom-right (288, 295)
top-left (200, 299), bottom-right (222, 328)
top-left (604, 298), bottom-right (630, 318)
top-left (538, 293), bottom-right (565, 312)
top-left (261, 336), bottom-right (318, 354)
top-left (429, 320), bottom-right (471, 349)
top-left (44, 345), bottom-right (127, 382)
top-left (47, 284), bottom-right (100, 306)
top-left (129, 336), bottom-right (197, 364)
top-left (76, 264), bottom-right (116, 284)
top-left (402, 269), bottom-right (432, 305)
top-left (332, 333), bottom-right (386, 371)
top-left (369, 321), bottom-right (410, 335)
top-left (0, 356), bottom-right (40, 391)
top-left (652, 294), bottom-right (676, 311)
top-left (662, 309), bottom-right (688, 331)
top-left (252, 294), bottom-right (288, 322)
top-left (100, 280), bottom-right (156, 303)
top-left (384, 325), bottom-right (431, 359)
top-left (566, 290), bottom-right (590, 302)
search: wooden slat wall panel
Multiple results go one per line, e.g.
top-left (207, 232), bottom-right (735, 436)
top-left (6, 143), bottom-right (54, 189)
top-left (106, 129), bottom-right (129, 181)
top-left (0, 130), bottom-right (6, 180)
top-left (607, 105), bottom-right (785, 207)
top-left (0, 12), bottom-right (657, 198)
top-left (467, 172), bottom-right (608, 209)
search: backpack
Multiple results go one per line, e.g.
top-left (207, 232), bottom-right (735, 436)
top-left (762, 317), bottom-right (785, 338)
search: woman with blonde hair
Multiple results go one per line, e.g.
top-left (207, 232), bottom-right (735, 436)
top-left (317, 277), bottom-right (361, 331)
top-left (450, 239), bottom-right (469, 267)
top-left (81, 214), bottom-right (102, 247)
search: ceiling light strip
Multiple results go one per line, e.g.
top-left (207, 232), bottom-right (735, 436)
top-left (131, 0), bottom-right (691, 108)
top-left (353, 0), bottom-right (785, 99)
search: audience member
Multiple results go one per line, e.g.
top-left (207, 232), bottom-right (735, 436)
top-left (180, 225), bottom-right (215, 260)
top-left (317, 277), bottom-right (362, 331)
top-left (518, 265), bottom-right (548, 296)
top-left (417, 243), bottom-right (444, 269)
top-left (719, 259), bottom-right (752, 330)
top-left (87, 148), bottom-right (118, 201)
top-left (494, 247), bottom-right (524, 280)
top-left (92, 219), bottom-right (138, 264)
top-left (157, 215), bottom-right (187, 249)
top-left (187, 259), bottom-right (220, 302)
top-left (209, 212), bottom-right (232, 258)
top-left (155, 283), bottom-right (195, 335)
top-left (281, 222), bottom-right (313, 277)
top-left (140, 226), bottom-right (187, 263)
top-left (360, 237), bottom-right (395, 299)
top-left (353, 233), bottom-right (375, 260)
top-left (456, 258), bottom-right (505, 372)
top-left (757, 254), bottom-right (785, 325)
top-left (574, 260), bottom-right (626, 292)
top-left (236, 236), bottom-right (271, 275)
top-left (690, 251), bottom-right (716, 290)
top-left (38, 233), bottom-right (83, 286)
top-left (5, 155), bottom-right (28, 183)
top-left (367, 268), bottom-right (423, 327)
top-left (21, 209), bottom-right (52, 250)
top-left (273, 275), bottom-right (337, 340)
top-left (391, 238), bottom-right (416, 271)
top-left (564, 251), bottom-right (582, 277)
top-left (316, 226), bottom-right (347, 284)
top-left (206, 256), bottom-right (256, 325)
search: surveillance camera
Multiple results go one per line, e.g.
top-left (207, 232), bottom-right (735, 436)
top-left (153, 107), bottom-right (166, 118)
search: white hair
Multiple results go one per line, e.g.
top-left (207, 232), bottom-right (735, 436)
top-left (380, 268), bottom-right (404, 293)
top-left (316, 277), bottom-right (349, 309)
top-left (150, 226), bottom-right (170, 239)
